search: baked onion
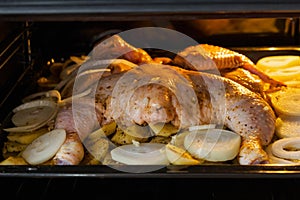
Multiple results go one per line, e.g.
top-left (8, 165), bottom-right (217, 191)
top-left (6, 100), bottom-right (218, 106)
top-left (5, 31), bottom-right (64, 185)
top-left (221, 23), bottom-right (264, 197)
top-left (184, 128), bottom-right (241, 162)
top-left (271, 137), bottom-right (300, 160)
top-left (256, 55), bottom-right (300, 71)
top-left (273, 93), bottom-right (300, 117)
top-left (188, 124), bottom-right (216, 131)
top-left (275, 116), bottom-right (300, 138)
top-left (4, 100), bottom-right (58, 132)
top-left (22, 90), bottom-right (61, 103)
top-left (265, 143), bottom-right (296, 165)
top-left (21, 129), bottom-right (66, 165)
top-left (110, 143), bottom-right (169, 165)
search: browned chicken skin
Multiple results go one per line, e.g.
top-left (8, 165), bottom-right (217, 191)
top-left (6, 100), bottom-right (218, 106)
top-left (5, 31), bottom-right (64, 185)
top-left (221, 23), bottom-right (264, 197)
top-left (173, 44), bottom-right (286, 89)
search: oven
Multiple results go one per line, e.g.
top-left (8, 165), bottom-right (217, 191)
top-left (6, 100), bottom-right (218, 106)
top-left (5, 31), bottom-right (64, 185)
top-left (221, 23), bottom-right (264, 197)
top-left (0, 0), bottom-right (300, 199)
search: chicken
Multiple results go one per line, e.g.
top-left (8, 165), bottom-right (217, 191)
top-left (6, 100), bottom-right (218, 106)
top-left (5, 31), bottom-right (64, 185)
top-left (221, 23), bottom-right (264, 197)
top-left (54, 98), bottom-right (104, 165)
top-left (173, 44), bottom-right (286, 90)
top-left (53, 36), bottom-right (278, 165)
top-left (103, 64), bottom-right (275, 164)
top-left (221, 68), bottom-right (268, 101)
top-left (91, 34), bottom-right (153, 64)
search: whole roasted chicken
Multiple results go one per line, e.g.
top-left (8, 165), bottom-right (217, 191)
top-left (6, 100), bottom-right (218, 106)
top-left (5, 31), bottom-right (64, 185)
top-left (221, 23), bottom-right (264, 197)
top-left (54, 35), bottom-right (279, 165)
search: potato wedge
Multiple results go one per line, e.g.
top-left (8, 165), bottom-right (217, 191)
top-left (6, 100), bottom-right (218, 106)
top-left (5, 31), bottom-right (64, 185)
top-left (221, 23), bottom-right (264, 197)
top-left (0, 156), bottom-right (28, 165)
top-left (149, 123), bottom-right (178, 137)
top-left (111, 128), bottom-right (148, 145)
top-left (3, 141), bottom-right (28, 153)
top-left (165, 144), bottom-right (202, 165)
top-left (7, 127), bottom-right (49, 144)
top-left (87, 121), bottom-right (117, 142)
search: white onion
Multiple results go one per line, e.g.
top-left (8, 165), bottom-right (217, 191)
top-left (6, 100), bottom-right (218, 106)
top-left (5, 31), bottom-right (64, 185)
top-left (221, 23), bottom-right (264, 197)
top-left (110, 143), bottom-right (169, 165)
top-left (13, 99), bottom-right (57, 113)
top-left (188, 124), bottom-right (216, 131)
top-left (4, 100), bottom-right (58, 132)
top-left (272, 93), bottom-right (300, 117)
top-left (22, 90), bottom-right (61, 103)
top-left (59, 88), bottom-right (92, 106)
top-left (22, 129), bottom-right (66, 165)
top-left (275, 116), bottom-right (300, 138)
top-left (271, 137), bottom-right (300, 160)
top-left (184, 128), bottom-right (241, 162)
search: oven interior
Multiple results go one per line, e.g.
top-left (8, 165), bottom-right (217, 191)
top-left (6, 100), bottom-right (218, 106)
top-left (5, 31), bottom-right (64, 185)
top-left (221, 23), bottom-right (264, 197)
top-left (1, 2), bottom-right (300, 199)
top-left (1, 1), bottom-right (300, 179)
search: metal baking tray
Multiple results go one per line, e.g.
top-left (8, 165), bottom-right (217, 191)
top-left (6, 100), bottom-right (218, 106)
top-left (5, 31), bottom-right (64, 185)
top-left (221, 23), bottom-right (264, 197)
top-left (0, 45), bottom-right (300, 179)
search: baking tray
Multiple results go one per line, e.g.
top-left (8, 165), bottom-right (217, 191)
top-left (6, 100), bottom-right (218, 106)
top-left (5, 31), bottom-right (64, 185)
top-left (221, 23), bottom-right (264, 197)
top-left (0, 46), bottom-right (300, 179)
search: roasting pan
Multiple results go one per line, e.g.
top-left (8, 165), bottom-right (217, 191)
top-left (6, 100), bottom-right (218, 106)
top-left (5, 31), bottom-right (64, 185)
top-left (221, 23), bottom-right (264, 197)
top-left (0, 1), bottom-right (300, 180)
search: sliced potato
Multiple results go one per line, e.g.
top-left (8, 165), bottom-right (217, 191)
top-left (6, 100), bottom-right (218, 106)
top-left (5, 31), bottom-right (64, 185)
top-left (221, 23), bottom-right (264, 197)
top-left (87, 121), bottom-right (117, 142)
top-left (80, 151), bottom-right (101, 165)
top-left (149, 123), bottom-right (179, 137)
top-left (165, 144), bottom-right (202, 165)
top-left (0, 156), bottom-right (28, 165)
top-left (7, 128), bottom-right (49, 144)
top-left (111, 128), bottom-right (148, 145)
top-left (84, 137), bottom-right (110, 162)
top-left (149, 136), bottom-right (171, 144)
top-left (3, 141), bottom-right (28, 153)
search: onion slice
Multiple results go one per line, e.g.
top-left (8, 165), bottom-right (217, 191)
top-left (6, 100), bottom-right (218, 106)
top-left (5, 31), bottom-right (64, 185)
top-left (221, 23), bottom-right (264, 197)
top-left (59, 88), bottom-right (92, 106)
top-left (184, 128), bottom-right (241, 162)
top-left (265, 144), bottom-right (297, 165)
top-left (188, 124), bottom-right (216, 132)
top-left (271, 137), bottom-right (300, 160)
top-left (21, 129), bottom-right (66, 165)
top-left (22, 90), bottom-right (61, 103)
top-left (272, 92), bottom-right (300, 117)
top-left (275, 116), bottom-right (300, 138)
top-left (4, 100), bottom-right (58, 132)
top-left (110, 143), bottom-right (169, 165)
